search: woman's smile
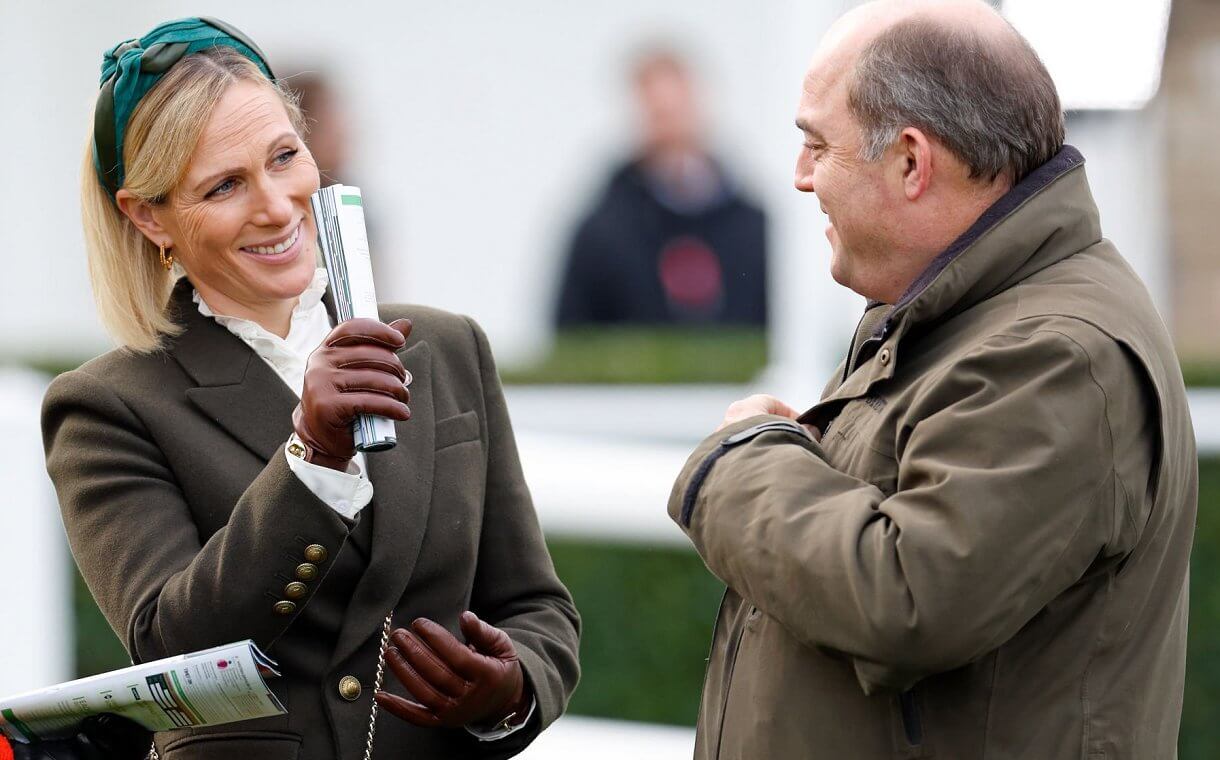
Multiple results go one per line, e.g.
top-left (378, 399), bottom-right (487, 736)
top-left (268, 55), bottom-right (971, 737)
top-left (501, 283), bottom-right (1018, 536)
top-left (239, 220), bottom-right (306, 263)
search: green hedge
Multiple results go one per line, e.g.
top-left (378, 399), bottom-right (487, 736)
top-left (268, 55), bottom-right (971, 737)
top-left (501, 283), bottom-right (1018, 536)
top-left (1182, 457), bottom-right (1220, 759)
top-left (1182, 362), bottom-right (1220, 389)
top-left (500, 328), bottom-right (768, 385)
top-left (72, 458), bottom-right (1220, 754)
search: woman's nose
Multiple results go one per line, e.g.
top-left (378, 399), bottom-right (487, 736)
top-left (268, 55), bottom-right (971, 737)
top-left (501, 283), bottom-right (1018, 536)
top-left (250, 177), bottom-right (295, 227)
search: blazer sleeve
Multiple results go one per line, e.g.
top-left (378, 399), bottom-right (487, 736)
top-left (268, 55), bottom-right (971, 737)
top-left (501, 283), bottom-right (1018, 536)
top-left (462, 316), bottom-right (581, 746)
top-left (42, 368), bottom-right (356, 664)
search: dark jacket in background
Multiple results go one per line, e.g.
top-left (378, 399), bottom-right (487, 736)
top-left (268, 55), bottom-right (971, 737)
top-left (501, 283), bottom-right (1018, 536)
top-left (42, 281), bottom-right (580, 760)
top-left (556, 159), bottom-right (767, 327)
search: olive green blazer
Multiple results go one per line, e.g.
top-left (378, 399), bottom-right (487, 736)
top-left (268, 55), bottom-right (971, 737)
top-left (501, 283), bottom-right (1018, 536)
top-left (42, 279), bottom-right (580, 760)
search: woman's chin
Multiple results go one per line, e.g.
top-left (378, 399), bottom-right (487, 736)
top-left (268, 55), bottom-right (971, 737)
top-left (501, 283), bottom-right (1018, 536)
top-left (238, 260), bottom-right (316, 303)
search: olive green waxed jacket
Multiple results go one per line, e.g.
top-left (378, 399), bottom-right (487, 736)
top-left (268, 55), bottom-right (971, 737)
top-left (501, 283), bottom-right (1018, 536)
top-left (669, 147), bottom-right (1196, 759)
top-left (43, 285), bottom-right (580, 760)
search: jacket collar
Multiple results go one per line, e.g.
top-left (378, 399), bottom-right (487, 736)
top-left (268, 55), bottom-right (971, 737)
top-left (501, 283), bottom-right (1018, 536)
top-left (884, 145), bottom-right (1099, 341)
top-left (801, 146), bottom-right (1102, 425)
top-left (167, 278), bottom-right (437, 668)
top-left (166, 278), bottom-right (300, 461)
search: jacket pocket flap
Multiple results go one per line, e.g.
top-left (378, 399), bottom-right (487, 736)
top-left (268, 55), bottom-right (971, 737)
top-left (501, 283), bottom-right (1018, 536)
top-left (162, 730), bottom-right (301, 759)
top-left (435, 410), bottom-right (480, 450)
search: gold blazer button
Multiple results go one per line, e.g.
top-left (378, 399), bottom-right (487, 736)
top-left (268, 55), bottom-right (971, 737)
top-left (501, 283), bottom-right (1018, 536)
top-left (295, 563), bottom-right (319, 581)
top-left (304, 544), bottom-right (328, 563)
top-left (273, 601), bottom-right (297, 616)
top-left (339, 675), bottom-right (362, 701)
top-left (284, 582), bottom-right (308, 600)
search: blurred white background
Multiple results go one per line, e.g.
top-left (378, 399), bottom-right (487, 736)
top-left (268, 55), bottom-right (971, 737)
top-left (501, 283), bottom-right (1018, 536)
top-left (0, 0), bottom-right (1175, 388)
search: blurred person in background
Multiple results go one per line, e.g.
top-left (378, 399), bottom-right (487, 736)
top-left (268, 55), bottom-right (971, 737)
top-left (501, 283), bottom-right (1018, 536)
top-left (40, 17), bottom-right (578, 760)
top-left (555, 48), bottom-right (768, 327)
top-left (285, 70), bottom-right (354, 186)
top-left (282, 67), bottom-right (390, 277)
top-left (669, 1), bottom-right (1196, 758)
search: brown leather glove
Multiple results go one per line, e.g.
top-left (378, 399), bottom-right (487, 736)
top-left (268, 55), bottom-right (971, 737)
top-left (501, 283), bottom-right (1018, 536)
top-left (292, 318), bottom-right (413, 471)
top-left (375, 611), bottom-right (530, 730)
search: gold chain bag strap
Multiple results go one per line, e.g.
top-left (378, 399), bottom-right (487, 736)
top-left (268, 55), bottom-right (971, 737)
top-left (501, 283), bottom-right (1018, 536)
top-left (361, 613), bottom-right (395, 760)
top-left (147, 613), bottom-right (395, 760)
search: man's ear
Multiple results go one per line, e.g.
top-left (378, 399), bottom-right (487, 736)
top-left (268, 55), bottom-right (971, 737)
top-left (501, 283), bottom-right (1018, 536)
top-left (897, 127), bottom-right (933, 201)
top-left (115, 189), bottom-right (173, 248)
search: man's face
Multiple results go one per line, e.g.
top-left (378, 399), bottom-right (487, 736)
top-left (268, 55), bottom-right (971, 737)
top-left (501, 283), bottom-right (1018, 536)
top-left (793, 60), bottom-right (897, 301)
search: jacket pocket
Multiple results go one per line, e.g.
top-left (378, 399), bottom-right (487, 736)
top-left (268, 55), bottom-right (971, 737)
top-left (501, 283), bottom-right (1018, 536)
top-left (161, 730), bottom-right (301, 760)
top-left (892, 690), bottom-right (933, 758)
top-left (899, 691), bottom-right (922, 746)
top-left (435, 410), bottom-right (480, 450)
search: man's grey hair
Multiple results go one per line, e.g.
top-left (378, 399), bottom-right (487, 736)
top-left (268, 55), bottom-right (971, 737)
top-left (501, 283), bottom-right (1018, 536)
top-left (847, 16), bottom-right (1065, 184)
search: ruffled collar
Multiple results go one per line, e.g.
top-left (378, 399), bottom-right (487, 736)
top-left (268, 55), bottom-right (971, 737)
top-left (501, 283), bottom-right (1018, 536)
top-left (190, 267), bottom-right (331, 354)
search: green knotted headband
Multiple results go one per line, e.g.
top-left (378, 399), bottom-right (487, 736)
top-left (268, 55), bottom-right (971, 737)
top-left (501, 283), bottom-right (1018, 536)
top-left (92, 17), bottom-right (276, 200)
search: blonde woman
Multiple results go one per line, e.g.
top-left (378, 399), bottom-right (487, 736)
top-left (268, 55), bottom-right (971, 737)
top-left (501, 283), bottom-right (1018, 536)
top-left (42, 18), bottom-right (579, 760)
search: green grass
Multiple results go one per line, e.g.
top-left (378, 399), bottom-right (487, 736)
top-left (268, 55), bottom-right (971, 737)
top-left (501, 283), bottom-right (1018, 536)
top-left (500, 327), bottom-right (768, 385)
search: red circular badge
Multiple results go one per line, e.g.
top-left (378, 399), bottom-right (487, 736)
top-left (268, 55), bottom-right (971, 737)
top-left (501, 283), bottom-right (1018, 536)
top-left (658, 236), bottom-right (723, 312)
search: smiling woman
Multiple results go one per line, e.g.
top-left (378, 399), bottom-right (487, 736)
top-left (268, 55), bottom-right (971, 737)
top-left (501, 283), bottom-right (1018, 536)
top-left (80, 42), bottom-right (306, 352)
top-left (47, 17), bottom-right (579, 760)
top-left (118, 79), bottom-right (320, 339)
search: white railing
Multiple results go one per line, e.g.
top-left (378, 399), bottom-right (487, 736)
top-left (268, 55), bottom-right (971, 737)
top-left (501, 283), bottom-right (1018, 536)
top-left (519, 716), bottom-right (694, 759)
top-left (0, 369), bottom-right (72, 696)
top-left (511, 385), bottom-right (1220, 544)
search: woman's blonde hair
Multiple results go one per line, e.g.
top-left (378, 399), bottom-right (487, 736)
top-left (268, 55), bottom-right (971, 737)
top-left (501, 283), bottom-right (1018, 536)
top-left (81, 47), bottom-right (304, 353)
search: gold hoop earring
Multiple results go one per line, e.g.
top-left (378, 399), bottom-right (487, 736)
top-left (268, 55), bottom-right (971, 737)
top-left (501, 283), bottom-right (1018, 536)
top-left (159, 242), bottom-right (174, 271)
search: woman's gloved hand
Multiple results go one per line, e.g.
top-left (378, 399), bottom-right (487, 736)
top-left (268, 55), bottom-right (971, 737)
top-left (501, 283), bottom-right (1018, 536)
top-left (4, 714), bottom-right (151, 760)
top-left (293, 318), bottom-right (413, 470)
top-left (375, 611), bottom-right (531, 730)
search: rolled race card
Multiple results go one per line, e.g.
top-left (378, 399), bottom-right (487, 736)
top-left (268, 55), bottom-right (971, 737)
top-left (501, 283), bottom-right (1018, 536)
top-left (310, 185), bottom-right (397, 452)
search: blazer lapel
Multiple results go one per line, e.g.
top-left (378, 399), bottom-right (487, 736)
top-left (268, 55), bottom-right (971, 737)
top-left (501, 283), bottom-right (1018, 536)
top-left (169, 278), bottom-right (436, 665)
top-left (331, 339), bottom-right (435, 668)
top-left (169, 280), bottom-right (297, 461)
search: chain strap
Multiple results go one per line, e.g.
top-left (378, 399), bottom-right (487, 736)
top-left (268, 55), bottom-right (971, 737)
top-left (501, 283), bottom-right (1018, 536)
top-left (147, 612), bottom-right (395, 760)
top-left (362, 613), bottom-right (395, 760)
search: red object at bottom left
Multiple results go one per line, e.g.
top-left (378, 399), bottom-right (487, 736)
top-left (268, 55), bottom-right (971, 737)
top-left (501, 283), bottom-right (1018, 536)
top-left (0, 734), bottom-right (14, 760)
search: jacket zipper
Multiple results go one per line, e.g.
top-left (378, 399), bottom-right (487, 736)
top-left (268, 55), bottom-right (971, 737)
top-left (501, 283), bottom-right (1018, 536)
top-left (693, 589), bottom-right (728, 738)
top-left (899, 690), bottom-right (923, 747)
top-left (711, 602), bottom-right (751, 760)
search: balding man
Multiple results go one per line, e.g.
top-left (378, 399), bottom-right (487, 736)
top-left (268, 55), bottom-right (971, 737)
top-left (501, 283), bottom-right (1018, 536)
top-left (668, 2), bottom-right (1196, 758)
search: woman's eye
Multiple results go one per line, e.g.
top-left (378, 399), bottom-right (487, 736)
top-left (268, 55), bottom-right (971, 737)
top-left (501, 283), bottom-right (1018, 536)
top-left (207, 178), bottom-right (236, 198)
top-left (274, 149), bottom-right (299, 165)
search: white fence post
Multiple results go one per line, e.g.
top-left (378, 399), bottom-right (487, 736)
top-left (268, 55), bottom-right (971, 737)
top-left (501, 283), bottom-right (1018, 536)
top-left (0, 369), bottom-right (72, 695)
